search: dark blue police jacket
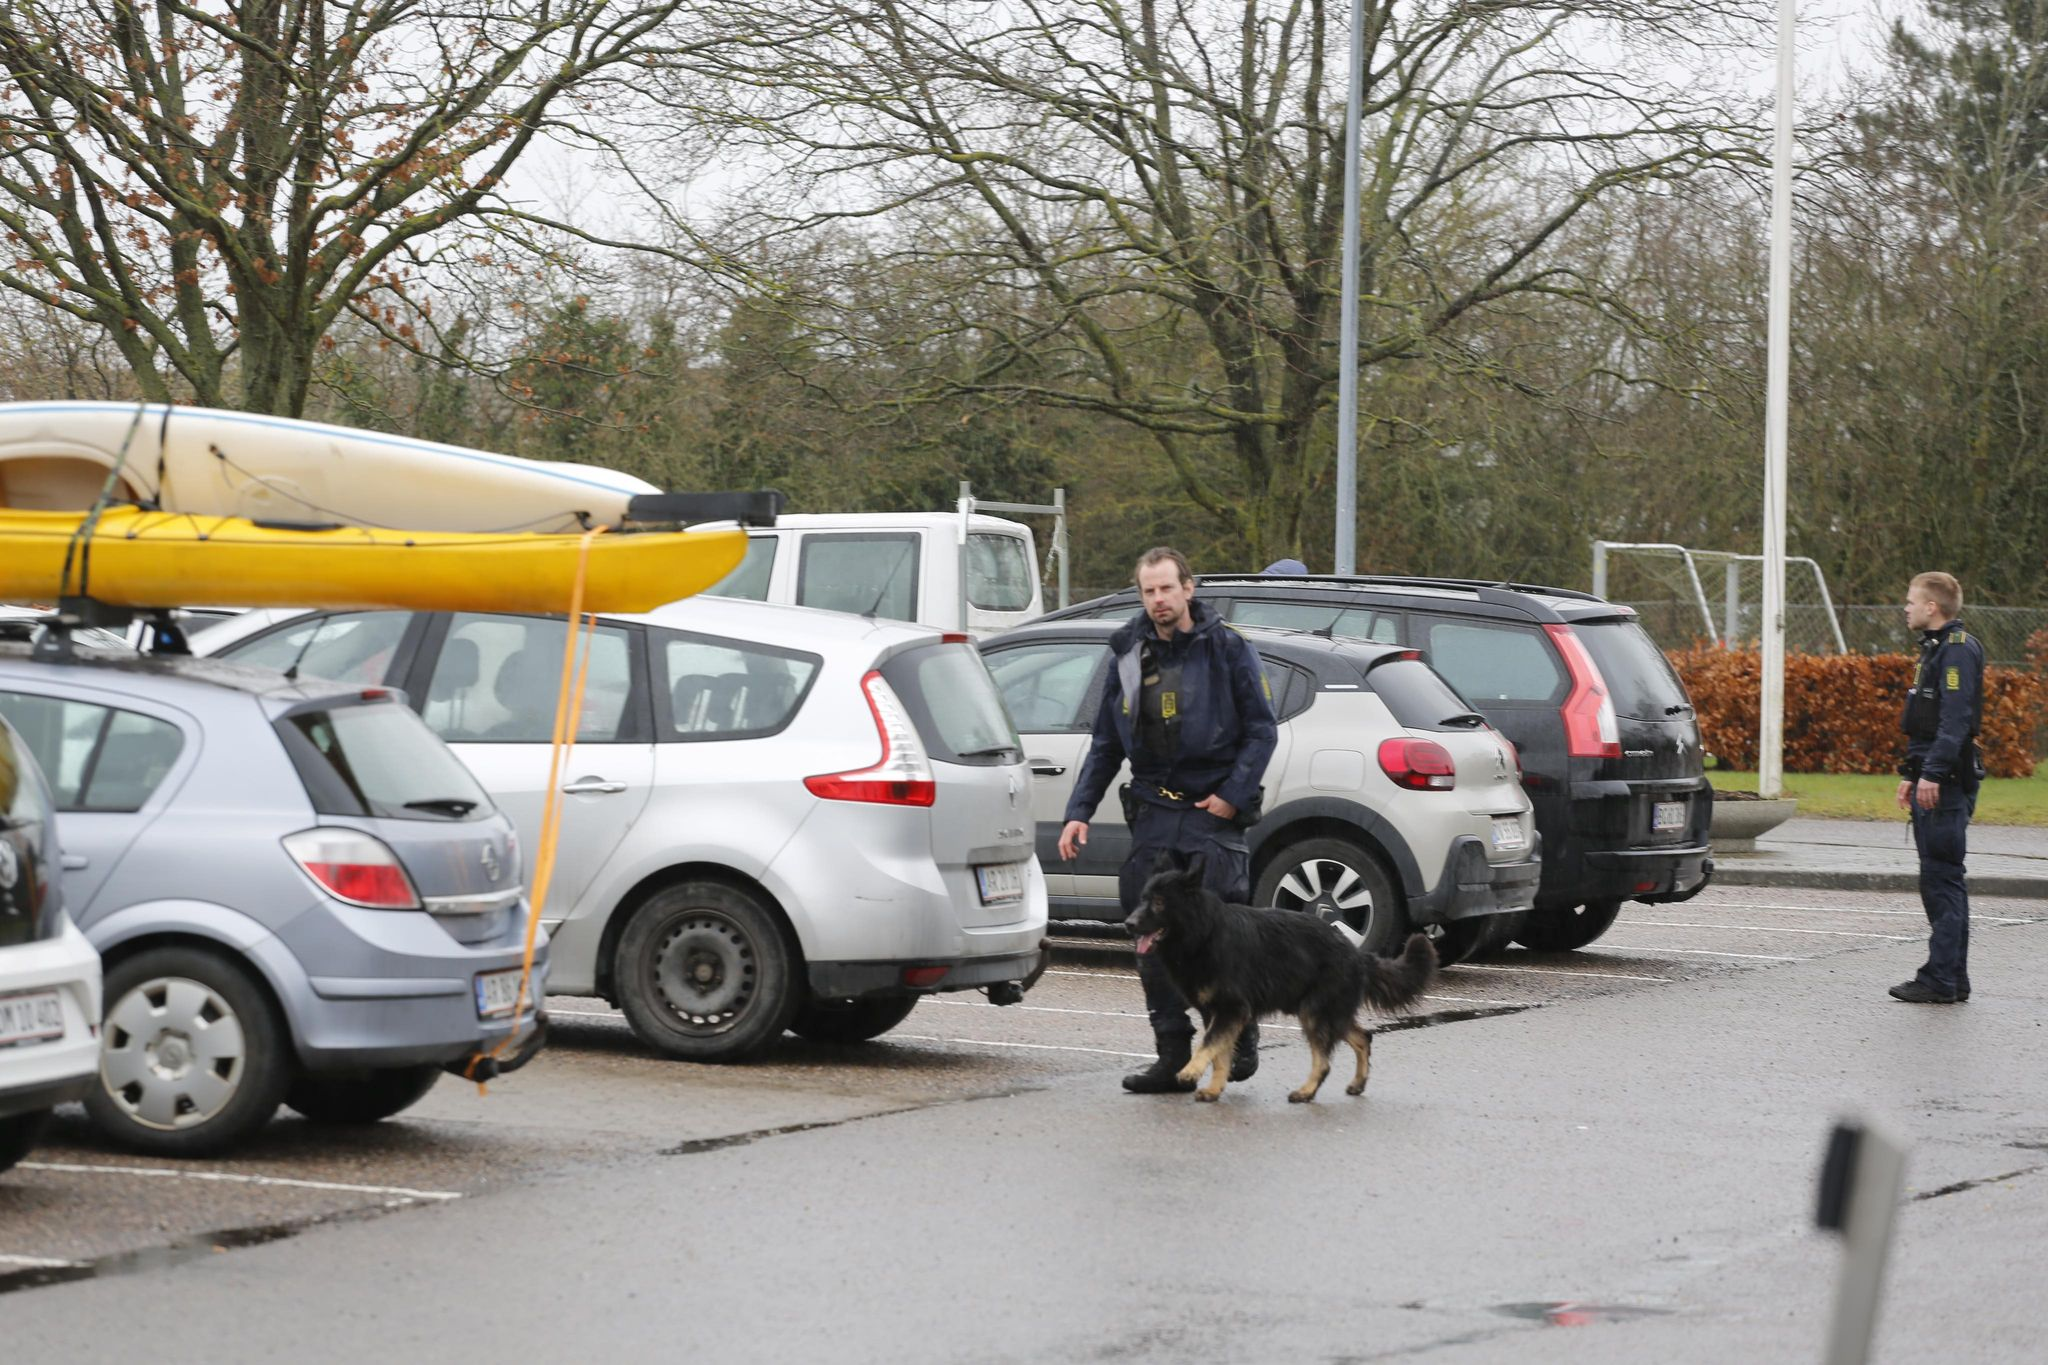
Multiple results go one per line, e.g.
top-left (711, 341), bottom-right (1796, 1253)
top-left (1063, 599), bottom-right (1278, 824)
top-left (1900, 617), bottom-right (1985, 786)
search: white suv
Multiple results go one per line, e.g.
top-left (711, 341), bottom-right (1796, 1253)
top-left (199, 599), bottom-right (1049, 1058)
top-left (980, 620), bottom-right (1539, 962)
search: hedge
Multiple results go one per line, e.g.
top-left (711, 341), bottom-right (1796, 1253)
top-left (1666, 644), bottom-right (2047, 779)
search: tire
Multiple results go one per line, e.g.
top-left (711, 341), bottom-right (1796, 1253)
top-left (88, 946), bottom-right (292, 1157)
top-left (1252, 837), bottom-right (1409, 955)
top-left (1513, 899), bottom-right (1624, 952)
top-left (285, 1065), bottom-right (442, 1124)
top-left (0, 1110), bottom-right (48, 1175)
top-left (615, 880), bottom-right (798, 1062)
top-left (790, 995), bottom-right (919, 1045)
top-left (1432, 911), bottom-right (1526, 966)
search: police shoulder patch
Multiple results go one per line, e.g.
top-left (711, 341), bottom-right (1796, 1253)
top-left (1948, 629), bottom-right (1967, 645)
top-left (1946, 666), bottom-right (1961, 690)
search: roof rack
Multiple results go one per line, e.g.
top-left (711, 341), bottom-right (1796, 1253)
top-left (21, 597), bottom-right (189, 662)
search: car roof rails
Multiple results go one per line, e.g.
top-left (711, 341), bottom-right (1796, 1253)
top-left (23, 597), bottom-right (189, 662)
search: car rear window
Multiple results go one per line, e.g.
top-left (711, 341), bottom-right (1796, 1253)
top-left (277, 701), bottom-right (491, 821)
top-left (1230, 598), bottom-right (1398, 643)
top-left (1363, 658), bottom-right (1485, 731)
top-left (967, 533), bottom-right (1034, 612)
top-left (1570, 618), bottom-right (1691, 720)
top-left (797, 532), bottom-right (920, 621)
top-left (1417, 619), bottom-right (1565, 704)
top-left (881, 642), bottom-right (1021, 765)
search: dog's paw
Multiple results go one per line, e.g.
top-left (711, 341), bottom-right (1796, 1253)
top-left (1344, 1081), bottom-right (1366, 1097)
top-left (1287, 1091), bottom-right (1315, 1104)
top-left (1194, 1089), bottom-right (1222, 1103)
top-left (1175, 1065), bottom-right (1204, 1084)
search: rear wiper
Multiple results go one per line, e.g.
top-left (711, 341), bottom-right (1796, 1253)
top-left (403, 798), bottom-right (478, 817)
top-left (1665, 703), bottom-right (1695, 716)
top-left (957, 745), bottom-right (1023, 759)
top-left (1438, 713), bottom-right (1488, 728)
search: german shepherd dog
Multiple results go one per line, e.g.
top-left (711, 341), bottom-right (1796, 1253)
top-left (1124, 852), bottom-right (1436, 1103)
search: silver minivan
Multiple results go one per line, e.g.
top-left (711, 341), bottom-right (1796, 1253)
top-left (198, 598), bottom-right (1050, 1060)
top-left (0, 644), bottom-right (545, 1155)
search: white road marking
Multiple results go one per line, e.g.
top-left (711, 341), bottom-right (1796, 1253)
top-left (892, 1034), bottom-right (1152, 1058)
top-left (19, 1162), bottom-right (461, 1202)
top-left (1590, 945), bottom-right (1806, 962)
top-left (1046, 967), bottom-right (1136, 980)
top-left (549, 1008), bottom-right (625, 1019)
top-left (1700, 901), bottom-right (2032, 925)
top-left (0, 1253), bottom-right (82, 1268)
top-left (1619, 919), bottom-right (1915, 941)
top-left (1454, 963), bottom-right (1673, 983)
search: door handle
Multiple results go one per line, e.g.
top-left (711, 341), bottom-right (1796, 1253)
top-left (1028, 761), bottom-right (1067, 777)
top-left (561, 779), bottom-right (628, 795)
top-left (61, 853), bottom-right (89, 870)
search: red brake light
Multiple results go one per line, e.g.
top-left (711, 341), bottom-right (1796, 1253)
top-left (901, 965), bottom-right (951, 987)
top-left (804, 671), bottom-right (937, 807)
top-left (281, 829), bottom-right (421, 909)
top-left (1543, 624), bottom-right (1621, 759)
top-left (1377, 737), bottom-right (1456, 790)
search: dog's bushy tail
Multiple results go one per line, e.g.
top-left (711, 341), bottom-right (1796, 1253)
top-left (1360, 933), bottom-right (1437, 1014)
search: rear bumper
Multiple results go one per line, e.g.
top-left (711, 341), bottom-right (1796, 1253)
top-left (1561, 843), bottom-right (1713, 904)
top-left (0, 918), bottom-right (103, 1119)
top-left (292, 951), bottom-right (550, 1069)
top-left (1409, 835), bottom-right (1543, 925)
top-left (808, 944), bottom-right (1049, 1003)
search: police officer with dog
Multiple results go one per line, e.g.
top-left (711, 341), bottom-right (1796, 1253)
top-left (1890, 571), bottom-right (1986, 1005)
top-left (1057, 547), bottom-right (1278, 1092)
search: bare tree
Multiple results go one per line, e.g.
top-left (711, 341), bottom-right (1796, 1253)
top-left (671, 0), bottom-right (1765, 561)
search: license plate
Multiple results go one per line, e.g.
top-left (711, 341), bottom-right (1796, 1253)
top-left (975, 861), bottom-right (1027, 906)
top-left (0, 989), bottom-right (64, 1048)
top-left (1490, 816), bottom-right (1527, 852)
top-left (1652, 800), bottom-right (1687, 833)
top-left (474, 968), bottom-right (529, 1019)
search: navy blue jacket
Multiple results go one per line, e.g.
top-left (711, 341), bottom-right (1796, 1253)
top-left (1900, 618), bottom-right (1985, 785)
top-left (1063, 600), bottom-right (1278, 824)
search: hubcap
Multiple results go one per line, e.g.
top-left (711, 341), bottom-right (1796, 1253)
top-left (652, 913), bottom-right (757, 1034)
top-left (1275, 858), bottom-right (1376, 930)
top-left (101, 976), bottom-right (246, 1131)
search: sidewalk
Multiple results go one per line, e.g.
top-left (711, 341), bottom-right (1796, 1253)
top-left (1714, 815), bottom-right (2048, 898)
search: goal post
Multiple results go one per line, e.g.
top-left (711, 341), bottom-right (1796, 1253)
top-left (1592, 541), bottom-right (1847, 655)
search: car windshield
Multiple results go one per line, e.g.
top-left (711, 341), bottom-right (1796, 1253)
top-left (276, 701), bottom-right (492, 821)
top-left (1571, 619), bottom-right (1691, 720)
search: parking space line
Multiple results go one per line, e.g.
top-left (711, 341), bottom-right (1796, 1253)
top-left (550, 1008), bottom-right (625, 1019)
top-left (893, 1034), bottom-right (1152, 1058)
top-left (1454, 963), bottom-right (1672, 983)
top-left (1589, 945), bottom-right (1806, 962)
top-left (1046, 967), bottom-right (1135, 980)
top-left (1619, 919), bottom-right (1916, 940)
top-left (0, 1253), bottom-right (82, 1268)
top-left (19, 1162), bottom-right (462, 1202)
top-left (1700, 901), bottom-right (2033, 925)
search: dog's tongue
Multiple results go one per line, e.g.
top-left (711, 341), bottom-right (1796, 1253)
top-left (1134, 931), bottom-right (1159, 955)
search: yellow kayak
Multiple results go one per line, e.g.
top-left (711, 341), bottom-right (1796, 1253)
top-left (0, 507), bottom-right (747, 614)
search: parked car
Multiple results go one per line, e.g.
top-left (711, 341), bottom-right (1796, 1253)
top-left (196, 598), bottom-right (1051, 1059)
top-left (979, 620), bottom-right (1539, 961)
top-left (0, 711), bottom-right (101, 1177)
top-left (0, 641), bottom-right (546, 1156)
top-left (1040, 575), bottom-right (1711, 948)
top-left (699, 511), bottom-right (1044, 637)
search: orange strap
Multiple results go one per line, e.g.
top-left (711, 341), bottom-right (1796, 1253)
top-left (466, 525), bottom-right (604, 1090)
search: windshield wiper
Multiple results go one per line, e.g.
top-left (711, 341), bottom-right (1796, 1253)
top-left (403, 797), bottom-right (478, 817)
top-left (1438, 712), bottom-right (1488, 728)
top-left (1665, 703), bottom-right (1695, 716)
top-left (957, 745), bottom-right (1023, 759)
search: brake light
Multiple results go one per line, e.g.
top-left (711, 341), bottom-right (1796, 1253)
top-left (804, 671), bottom-right (937, 807)
top-left (282, 829), bottom-right (421, 909)
top-left (1544, 624), bottom-right (1622, 758)
top-left (1378, 737), bottom-right (1456, 790)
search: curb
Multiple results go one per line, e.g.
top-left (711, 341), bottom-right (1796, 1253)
top-left (1711, 866), bottom-right (2048, 899)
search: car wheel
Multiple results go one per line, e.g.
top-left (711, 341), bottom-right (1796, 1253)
top-left (1513, 899), bottom-right (1623, 952)
top-left (615, 880), bottom-right (798, 1062)
top-left (1253, 837), bottom-right (1409, 956)
top-left (790, 995), bottom-right (919, 1045)
top-left (284, 1065), bottom-right (443, 1124)
top-left (88, 946), bottom-right (292, 1157)
top-left (0, 1110), bottom-right (48, 1175)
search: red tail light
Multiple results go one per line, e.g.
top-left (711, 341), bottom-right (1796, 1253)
top-left (282, 829), bottom-right (421, 909)
top-left (804, 671), bottom-right (937, 807)
top-left (1378, 737), bottom-right (1456, 790)
top-left (1544, 624), bottom-right (1621, 759)
top-left (901, 965), bottom-right (951, 987)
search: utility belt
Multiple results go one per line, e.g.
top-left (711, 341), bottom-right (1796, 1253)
top-left (1899, 740), bottom-right (1985, 785)
top-left (1119, 780), bottom-right (1265, 830)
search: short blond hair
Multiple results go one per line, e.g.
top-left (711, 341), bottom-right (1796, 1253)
top-left (1911, 571), bottom-right (1963, 619)
top-left (1133, 547), bottom-right (1193, 586)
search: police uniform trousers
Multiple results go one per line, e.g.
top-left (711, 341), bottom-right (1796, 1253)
top-left (1118, 801), bottom-right (1251, 1040)
top-left (1910, 782), bottom-right (1976, 998)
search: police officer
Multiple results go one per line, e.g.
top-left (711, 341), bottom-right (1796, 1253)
top-left (1057, 547), bottom-right (1278, 1092)
top-left (1890, 571), bottom-right (1985, 1005)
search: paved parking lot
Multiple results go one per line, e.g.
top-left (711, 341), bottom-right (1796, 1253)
top-left (5, 883), bottom-right (2043, 1297)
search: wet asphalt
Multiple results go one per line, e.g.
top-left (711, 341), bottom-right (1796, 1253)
top-left (3, 882), bottom-right (2045, 1361)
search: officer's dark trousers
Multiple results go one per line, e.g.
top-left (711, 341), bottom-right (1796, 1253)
top-left (1910, 783), bottom-right (1976, 997)
top-left (1119, 802), bottom-right (1250, 1041)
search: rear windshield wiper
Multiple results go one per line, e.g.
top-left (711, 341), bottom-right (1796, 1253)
top-left (957, 745), bottom-right (1023, 759)
top-left (402, 797), bottom-right (479, 817)
top-left (1438, 712), bottom-right (1488, 728)
top-left (1665, 703), bottom-right (1695, 716)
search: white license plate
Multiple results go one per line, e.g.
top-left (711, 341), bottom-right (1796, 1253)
top-left (1490, 816), bottom-right (1527, 852)
top-left (975, 861), bottom-right (1028, 906)
top-left (1652, 800), bottom-right (1688, 832)
top-left (0, 989), bottom-right (64, 1048)
top-left (474, 968), bottom-right (529, 1019)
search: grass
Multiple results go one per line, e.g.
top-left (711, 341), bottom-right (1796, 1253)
top-left (1709, 767), bottom-right (2048, 826)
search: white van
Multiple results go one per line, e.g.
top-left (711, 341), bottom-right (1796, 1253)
top-left (700, 512), bottom-right (1044, 638)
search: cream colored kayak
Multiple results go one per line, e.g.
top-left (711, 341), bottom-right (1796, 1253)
top-left (0, 508), bottom-right (746, 614)
top-left (0, 402), bottom-right (658, 533)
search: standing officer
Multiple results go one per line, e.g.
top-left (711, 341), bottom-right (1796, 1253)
top-left (1058, 548), bottom-right (1278, 1092)
top-left (1890, 571), bottom-right (1985, 1005)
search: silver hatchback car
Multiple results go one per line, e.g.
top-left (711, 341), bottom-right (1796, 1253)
top-left (0, 643), bottom-right (545, 1155)
top-left (198, 598), bottom-right (1050, 1060)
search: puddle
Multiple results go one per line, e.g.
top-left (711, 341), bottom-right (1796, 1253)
top-left (1383, 1005), bottom-right (1536, 1031)
top-left (1493, 1301), bottom-right (1675, 1327)
top-left (0, 1219), bottom-right (311, 1298)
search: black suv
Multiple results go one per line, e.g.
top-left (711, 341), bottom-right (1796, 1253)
top-left (1041, 575), bottom-right (1712, 949)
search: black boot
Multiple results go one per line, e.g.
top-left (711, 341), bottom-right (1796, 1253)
top-left (1122, 1033), bottom-right (1196, 1093)
top-left (1229, 1021), bottom-right (1260, 1082)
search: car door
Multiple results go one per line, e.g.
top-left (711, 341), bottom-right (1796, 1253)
top-left (411, 612), bottom-right (656, 923)
top-left (979, 638), bottom-right (1115, 899)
